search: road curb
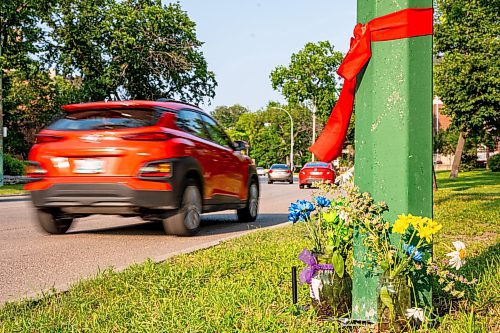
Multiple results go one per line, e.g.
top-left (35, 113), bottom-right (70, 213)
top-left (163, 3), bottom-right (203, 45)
top-left (0, 221), bottom-right (292, 306)
top-left (0, 194), bottom-right (29, 201)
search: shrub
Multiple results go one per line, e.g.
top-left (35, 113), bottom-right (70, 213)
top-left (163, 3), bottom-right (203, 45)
top-left (488, 154), bottom-right (500, 172)
top-left (3, 154), bottom-right (25, 176)
top-left (460, 153), bottom-right (482, 171)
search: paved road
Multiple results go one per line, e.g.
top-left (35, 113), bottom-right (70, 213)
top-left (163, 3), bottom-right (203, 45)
top-left (0, 177), bottom-right (311, 304)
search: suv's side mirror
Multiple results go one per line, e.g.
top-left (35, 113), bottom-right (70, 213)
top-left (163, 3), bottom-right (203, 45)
top-left (233, 140), bottom-right (247, 151)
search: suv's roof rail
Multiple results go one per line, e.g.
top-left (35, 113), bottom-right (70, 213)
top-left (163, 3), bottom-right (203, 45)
top-left (156, 98), bottom-right (201, 110)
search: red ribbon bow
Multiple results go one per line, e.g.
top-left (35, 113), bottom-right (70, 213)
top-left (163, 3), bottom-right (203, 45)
top-left (309, 8), bottom-right (433, 162)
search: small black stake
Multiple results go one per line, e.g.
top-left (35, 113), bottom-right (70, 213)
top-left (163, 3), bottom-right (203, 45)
top-left (292, 266), bottom-right (298, 304)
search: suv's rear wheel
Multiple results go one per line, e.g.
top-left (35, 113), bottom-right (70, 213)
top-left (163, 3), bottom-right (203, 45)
top-left (36, 209), bottom-right (74, 234)
top-left (237, 180), bottom-right (259, 222)
top-left (163, 180), bottom-right (202, 236)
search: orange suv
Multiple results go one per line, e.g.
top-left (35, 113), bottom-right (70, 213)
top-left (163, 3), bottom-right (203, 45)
top-left (25, 100), bottom-right (259, 236)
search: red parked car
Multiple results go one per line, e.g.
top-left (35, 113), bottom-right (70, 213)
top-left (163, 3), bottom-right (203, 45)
top-left (25, 99), bottom-right (259, 236)
top-left (298, 162), bottom-right (336, 189)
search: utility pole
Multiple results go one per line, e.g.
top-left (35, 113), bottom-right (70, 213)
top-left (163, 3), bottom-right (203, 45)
top-left (311, 102), bottom-right (316, 162)
top-left (0, 29), bottom-right (4, 187)
top-left (352, 0), bottom-right (433, 323)
top-left (271, 107), bottom-right (294, 171)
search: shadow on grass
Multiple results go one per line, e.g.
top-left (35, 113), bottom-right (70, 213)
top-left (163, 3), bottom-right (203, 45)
top-left (433, 191), bottom-right (500, 208)
top-left (67, 213), bottom-right (289, 237)
top-left (436, 171), bottom-right (499, 191)
top-left (432, 242), bottom-right (500, 317)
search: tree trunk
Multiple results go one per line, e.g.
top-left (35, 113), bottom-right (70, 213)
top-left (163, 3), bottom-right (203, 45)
top-left (433, 164), bottom-right (438, 190)
top-left (485, 146), bottom-right (490, 170)
top-left (449, 132), bottom-right (466, 179)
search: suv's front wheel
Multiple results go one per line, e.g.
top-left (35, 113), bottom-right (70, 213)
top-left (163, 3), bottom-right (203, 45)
top-left (163, 180), bottom-right (202, 236)
top-left (237, 180), bottom-right (259, 222)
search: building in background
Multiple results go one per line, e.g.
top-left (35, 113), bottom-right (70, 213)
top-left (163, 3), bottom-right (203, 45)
top-left (433, 96), bottom-right (499, 170)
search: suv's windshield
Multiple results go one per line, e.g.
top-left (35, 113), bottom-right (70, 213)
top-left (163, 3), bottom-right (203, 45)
top-left (47, 109), bottom-right (156, 131)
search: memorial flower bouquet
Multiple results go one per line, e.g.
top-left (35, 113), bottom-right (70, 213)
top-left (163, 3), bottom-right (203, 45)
top-left (289, 192), bottom-right (354, 315)
top-left (356, 202), bottom-right (476, 327)
top-left (289, 195), bottom-right (354, 278)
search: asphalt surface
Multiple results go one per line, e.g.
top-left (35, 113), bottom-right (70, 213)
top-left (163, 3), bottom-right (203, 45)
top-left (0, 177), bottom-right (310, 304)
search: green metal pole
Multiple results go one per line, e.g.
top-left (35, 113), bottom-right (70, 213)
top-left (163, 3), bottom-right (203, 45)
top-left (352, 0), bottom-right (433, 323)
top-left (0, 28), bottom-right (3, 187)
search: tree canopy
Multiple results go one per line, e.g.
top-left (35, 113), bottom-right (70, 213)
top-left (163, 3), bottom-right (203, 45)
top-left (224, 102), bottom-right (315, 168)
top-left (270, 41), bottom-right (343, 122)
top-left (1, 0), bottom-right (217, 157)
top-left (434, 0), bottom-right (499, 143)
top-left (211, 104), bottom-right (249, 129)
top-left (45, 0), bottom-right (217, 102)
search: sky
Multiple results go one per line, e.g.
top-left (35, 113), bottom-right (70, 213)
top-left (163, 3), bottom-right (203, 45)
top-left (164, 1), bottom-right (356, 112)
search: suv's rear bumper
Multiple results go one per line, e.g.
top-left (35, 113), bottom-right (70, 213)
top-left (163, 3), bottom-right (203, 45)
top-left (30, 183), bottom-right (177, 214)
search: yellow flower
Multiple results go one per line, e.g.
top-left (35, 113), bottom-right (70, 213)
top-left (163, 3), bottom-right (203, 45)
top-left (323, 211), bottom-right (338, 223)
top-left (427, 219), bottom-right (443, 234)
top-left (417, 226), bottom-right (433, 243)
top-left (392, 215), bottom-right (410, 234)
top-left (414, 217), bottom-right (442, 243)
top-left (392, 214), bottom-right (442, 242)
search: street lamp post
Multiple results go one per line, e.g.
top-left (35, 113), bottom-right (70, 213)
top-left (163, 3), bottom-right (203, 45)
top-left (271, 107), bottom-right (294, 171)
top-left (311, 103), bottom-right (316, 162)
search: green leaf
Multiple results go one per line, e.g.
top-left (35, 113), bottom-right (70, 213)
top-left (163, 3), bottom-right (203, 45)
top-left (379, 286), bottom-right (394, 318)
top-left (331, 250), bottom-right (344, 278)
top-left (379, 260), bottom-right (390, 272)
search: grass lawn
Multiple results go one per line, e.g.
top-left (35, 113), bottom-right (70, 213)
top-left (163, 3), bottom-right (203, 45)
top-left (0, 171), bottom-right (498, 332)
top-left (0, 184), bottom-right (26, 196)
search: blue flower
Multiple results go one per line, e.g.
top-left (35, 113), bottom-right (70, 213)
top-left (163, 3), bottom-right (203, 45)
top-left (314, 196), bottom-right (331, 208)
top-left (404, 244), bottom-right (423, 262)
top-left (288, 200), bottom-right (315, 223)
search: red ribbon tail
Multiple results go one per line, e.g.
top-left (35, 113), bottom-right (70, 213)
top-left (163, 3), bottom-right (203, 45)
top-left (309, 78), bottom-right (356, 162)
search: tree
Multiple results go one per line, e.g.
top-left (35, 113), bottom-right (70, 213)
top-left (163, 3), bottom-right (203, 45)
top-left (211, 104), bottom-right (249, 129)
top-left (228, 102), bottom-right (314, 168)
top-left (46, 0), bottom-right (217, 103)
top-left (1, 0), bottom-right (58, 178)
top-left (4, 69), bottom-right (81, 157)
top-left (434, 0), bottom-right (500, 178)
top-left (270, 41), bottom-right (343, 122)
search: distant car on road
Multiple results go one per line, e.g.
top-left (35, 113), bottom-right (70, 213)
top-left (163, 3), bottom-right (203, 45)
top-left (25, 99), bottom-right (259, 236)
top-left (268, 164), bottom-right (293, 184)
top-left (299, 162), bottom-right (335, 189)
top-left (256, 167), bottom-right (266, 177)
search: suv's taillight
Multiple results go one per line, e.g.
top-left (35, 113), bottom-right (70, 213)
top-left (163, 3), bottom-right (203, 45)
top-left (25, 161), bottom-right (47, 179)
top-left (138, 161), bottom-right (172, 179)
top-left (122, 132), bottom-right (171, 141)
top-left (36, 134), bottom-right (64, 144)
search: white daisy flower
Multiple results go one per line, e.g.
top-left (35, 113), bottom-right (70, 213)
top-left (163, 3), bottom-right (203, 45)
top-left (446, 241), bottom-right (466, 270)
top-left (405, 307), bottom-right (424, 322)
top-left (338, 210), bottom-right (349, 222)
top-left (336, 167), bottom-right (354, 185)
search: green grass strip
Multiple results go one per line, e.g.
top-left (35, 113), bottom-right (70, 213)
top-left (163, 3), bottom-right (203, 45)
top-left (0, 171), bottom-right (498, 332)
top-left (0, 184), bottom-right (26, 196)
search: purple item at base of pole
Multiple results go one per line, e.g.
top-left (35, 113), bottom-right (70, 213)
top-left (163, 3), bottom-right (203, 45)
top-left (298, 248), bottom-right (334, 284)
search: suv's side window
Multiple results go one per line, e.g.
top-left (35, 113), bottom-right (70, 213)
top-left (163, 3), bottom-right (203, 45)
top-left (176, 109), bottom-right (209, 139)
top-left (201, 114), bottom-right (233, 148)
